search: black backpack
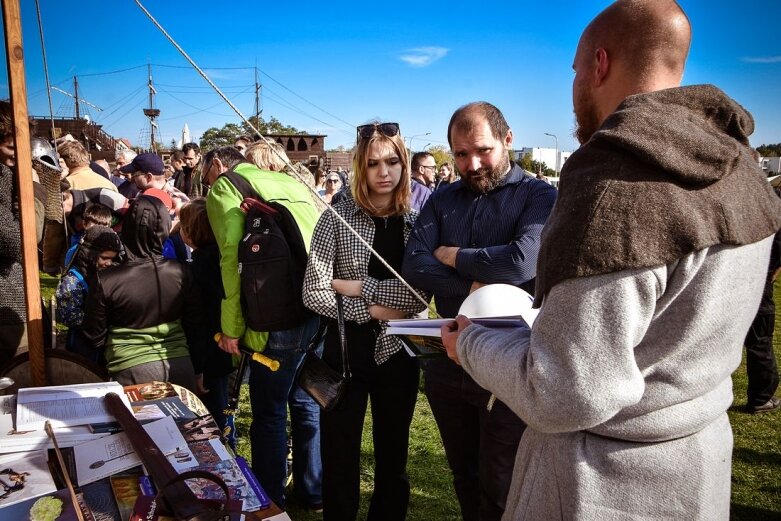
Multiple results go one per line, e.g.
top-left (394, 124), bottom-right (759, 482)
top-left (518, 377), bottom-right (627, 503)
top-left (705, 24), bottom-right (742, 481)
top-left (222, 170), bottom-right (311, 332)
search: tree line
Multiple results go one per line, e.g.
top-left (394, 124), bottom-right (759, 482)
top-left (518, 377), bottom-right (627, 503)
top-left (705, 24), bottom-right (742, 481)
top-left (199, 116), bottom-right (302, 150)
top-left (757, 143), bottom-right (781, 157)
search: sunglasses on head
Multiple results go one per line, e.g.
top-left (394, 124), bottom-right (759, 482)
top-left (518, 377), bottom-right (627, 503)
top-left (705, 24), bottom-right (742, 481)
top-left (356, 122), bottom-right (400, 140)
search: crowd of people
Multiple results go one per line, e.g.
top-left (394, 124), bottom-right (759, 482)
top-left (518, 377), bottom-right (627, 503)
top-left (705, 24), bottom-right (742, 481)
top-left (0, 1), bottom-right (779, 520)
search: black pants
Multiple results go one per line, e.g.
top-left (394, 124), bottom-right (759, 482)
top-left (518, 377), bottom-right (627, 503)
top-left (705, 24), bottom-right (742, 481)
top-left (424, 361), bottom-right (526, 521)
top-left (745, 276), bottom-right (780, 406)
top-left (321, 322), bottom-right (420, 521)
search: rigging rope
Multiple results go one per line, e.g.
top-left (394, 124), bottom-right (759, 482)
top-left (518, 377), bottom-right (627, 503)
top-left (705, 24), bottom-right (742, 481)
top-left (133, 0), bottom-right (438, 317)
top-left (33, 0), bottom-right (58, 159)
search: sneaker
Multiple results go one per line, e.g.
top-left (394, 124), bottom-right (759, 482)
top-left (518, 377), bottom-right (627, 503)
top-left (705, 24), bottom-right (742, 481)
top-left (747, 396), bottom-right (781, 414)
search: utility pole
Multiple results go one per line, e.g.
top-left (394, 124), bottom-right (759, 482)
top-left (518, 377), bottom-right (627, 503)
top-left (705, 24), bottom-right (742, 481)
top-left (254, 65), bottom-right (262, 125)
top-left (406, 132), bottom-right (430, 151)
top-left (544, 132), bottom-right (559, 174)
top-left (73, 76), bottom-right (79, 120)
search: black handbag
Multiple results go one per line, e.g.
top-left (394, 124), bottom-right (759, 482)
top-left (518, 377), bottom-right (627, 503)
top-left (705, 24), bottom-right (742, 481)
top-left (296, 295), bottom-right (351, 411)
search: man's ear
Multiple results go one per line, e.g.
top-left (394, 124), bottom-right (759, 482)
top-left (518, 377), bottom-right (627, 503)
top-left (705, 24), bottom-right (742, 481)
top-left (504, 128), bottom-right (514, 149)
top-left (594, 47), bottom-right (609, 86)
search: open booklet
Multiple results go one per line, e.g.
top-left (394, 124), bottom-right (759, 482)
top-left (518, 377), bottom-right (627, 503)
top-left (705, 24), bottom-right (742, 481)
top-left (387, 284), bottom-right (538, 357)
top-left (15, 382), bottom-right (133, 431)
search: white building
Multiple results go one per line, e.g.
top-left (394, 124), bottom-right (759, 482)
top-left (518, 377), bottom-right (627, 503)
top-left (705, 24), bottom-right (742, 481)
top-left (760, 156), bottom-right (781, 175)
top-left (515, 147), bottom-right (572, 173)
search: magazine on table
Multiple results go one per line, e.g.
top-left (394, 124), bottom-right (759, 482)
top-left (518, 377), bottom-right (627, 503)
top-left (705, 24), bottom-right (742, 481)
top-left (0, 487), bottom-right (94, 520)
top-left (0, 450), bottom-right (57, 509)
top-left (121, 382), bottom-right (177, 403)
top-left (90, 396), bottom-right (198, 433)
top-left (73, 416), bottom-right (194, 486)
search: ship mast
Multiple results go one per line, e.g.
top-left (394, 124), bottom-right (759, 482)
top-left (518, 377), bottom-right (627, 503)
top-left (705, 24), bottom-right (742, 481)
top-left (73, 75), bottom-right (79, 119)
top-left (142, 63), bottom-right (160, 152)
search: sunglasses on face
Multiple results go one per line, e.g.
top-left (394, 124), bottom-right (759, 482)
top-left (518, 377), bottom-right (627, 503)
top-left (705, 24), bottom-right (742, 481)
top-left (356, 122), bottom-right (400, 140)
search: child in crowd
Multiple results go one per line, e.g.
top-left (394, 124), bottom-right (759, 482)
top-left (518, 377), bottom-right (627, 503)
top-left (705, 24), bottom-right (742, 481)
top-left (81, 194), bottom-right (200, 390)
top-left (56, 225), bottom-right (122, 364)
top-left (63, 203), bottom-right (113, 267)
top-left (178, 198), bottom-right (233, 429)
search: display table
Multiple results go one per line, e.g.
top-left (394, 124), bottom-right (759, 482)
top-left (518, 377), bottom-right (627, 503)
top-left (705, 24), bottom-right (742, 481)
top-left (0, 381), bottom-right (288, 520)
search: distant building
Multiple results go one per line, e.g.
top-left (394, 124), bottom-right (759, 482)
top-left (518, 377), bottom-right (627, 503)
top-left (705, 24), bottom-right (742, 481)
top-left (30, 115), bottom-right (119, 162)
top-left (116, 138), bottom-right (133, 151)
top-left (266, 133), bottom-right (327, 169)
top-left (325, 152), bottom-right (353, 172)
top-left (515, 147), bottom-right (572, 173)
top-left (760, 156), bottom-right (781, 175)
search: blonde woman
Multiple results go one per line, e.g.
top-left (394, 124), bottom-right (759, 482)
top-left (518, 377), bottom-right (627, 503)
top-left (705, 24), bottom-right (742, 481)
top-left (245, 141), bottom-right (326, 211)
top-left (302, 122), bottom-right (428, 521)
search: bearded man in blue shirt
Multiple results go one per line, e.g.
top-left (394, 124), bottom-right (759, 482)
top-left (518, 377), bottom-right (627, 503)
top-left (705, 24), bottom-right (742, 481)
top-left (402, 101), bottom-right (557, 521)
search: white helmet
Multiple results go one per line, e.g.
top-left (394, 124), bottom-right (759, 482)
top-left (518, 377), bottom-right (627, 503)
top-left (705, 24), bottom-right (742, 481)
top-left (458, 283), bottom-right (536, 323)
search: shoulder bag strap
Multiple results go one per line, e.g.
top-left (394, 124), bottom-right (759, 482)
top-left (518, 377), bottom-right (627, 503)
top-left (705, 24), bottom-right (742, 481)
top-left (222, 168), bottom-right (263, 202)
top-left (335, 294), bottom-right (351, 379)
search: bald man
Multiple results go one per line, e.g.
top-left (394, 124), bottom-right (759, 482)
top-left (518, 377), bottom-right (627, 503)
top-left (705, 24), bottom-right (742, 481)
top-left (441, 1), bottom-right (781, 519)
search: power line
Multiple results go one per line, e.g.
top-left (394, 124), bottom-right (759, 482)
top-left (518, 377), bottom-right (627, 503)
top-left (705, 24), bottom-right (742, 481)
top-left (156, 86), bottom-right (251, 118)
top-left (44, 62), bottom-right (357, 130)
top-left (99, 91), bottom-right (147, 129)
top-left (262, 88), bottom-right (353, 136)
top-left (152, 63), bottom-right (256, 70)
top-left (257, 67), bottom-right (356, 129)
top-left (75, 64), bottom-right (148, 78)
top-left (159, 99), bottom-right (233, 121)
top-left (96, 86), bottom-right (148, 126)
top-left (96, 84), bottom-right (148, 116)
top-left (155, 82), bottom-right (254, 90)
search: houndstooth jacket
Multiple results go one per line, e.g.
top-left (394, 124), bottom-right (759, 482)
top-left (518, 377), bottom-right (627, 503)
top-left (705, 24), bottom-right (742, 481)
top-left (302, 194), bottom-right (429, 364)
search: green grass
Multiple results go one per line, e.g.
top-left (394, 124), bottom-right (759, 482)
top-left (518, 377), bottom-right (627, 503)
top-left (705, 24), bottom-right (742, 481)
top-left (235, 382), bottom-right (460, 520)
top-left (727, 280), bottom-right (781, 520)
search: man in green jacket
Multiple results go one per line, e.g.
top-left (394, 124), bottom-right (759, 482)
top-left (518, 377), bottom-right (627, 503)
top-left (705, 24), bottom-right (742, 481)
top-left (204, 146), bottom-right (323, 511)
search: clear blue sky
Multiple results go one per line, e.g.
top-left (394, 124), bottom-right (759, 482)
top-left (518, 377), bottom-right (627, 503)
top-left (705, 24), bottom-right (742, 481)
top-left (2, 0), bottom-right (779, 153)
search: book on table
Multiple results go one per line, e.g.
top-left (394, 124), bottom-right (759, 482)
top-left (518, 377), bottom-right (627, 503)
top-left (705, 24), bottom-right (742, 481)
top-left (0, 394), bottom-right (111, 454)
top-left (15, 381), bottom-right (133, 431)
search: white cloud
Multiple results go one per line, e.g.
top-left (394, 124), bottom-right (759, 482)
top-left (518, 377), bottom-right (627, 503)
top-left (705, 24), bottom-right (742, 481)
top-left (399, 47), bottom-right (449, 68)
top-left (742, 56), bottom-right (781, 64)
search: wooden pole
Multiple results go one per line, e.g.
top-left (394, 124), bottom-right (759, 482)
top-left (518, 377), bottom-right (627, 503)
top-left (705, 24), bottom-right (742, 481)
top-left (2, 0), bottom-right (46, 387)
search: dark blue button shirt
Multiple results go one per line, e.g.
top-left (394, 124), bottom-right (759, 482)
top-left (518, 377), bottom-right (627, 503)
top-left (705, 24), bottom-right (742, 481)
top-left (403, 164), bottom-right (557, 318)
top-left (410, 177), bottom-right (432, 212)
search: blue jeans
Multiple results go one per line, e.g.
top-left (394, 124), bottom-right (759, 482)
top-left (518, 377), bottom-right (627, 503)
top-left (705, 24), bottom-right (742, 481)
top-left (249, 314), bottom-right (322, 508)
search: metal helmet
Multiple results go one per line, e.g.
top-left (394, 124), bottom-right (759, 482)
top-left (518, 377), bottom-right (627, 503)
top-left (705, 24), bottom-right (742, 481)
top-left (30, 137), bottom-right (62, 172)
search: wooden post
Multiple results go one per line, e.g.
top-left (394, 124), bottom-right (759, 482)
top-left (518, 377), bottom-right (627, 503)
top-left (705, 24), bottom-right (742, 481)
top-left (2, 0), bottom-right (46, 386)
